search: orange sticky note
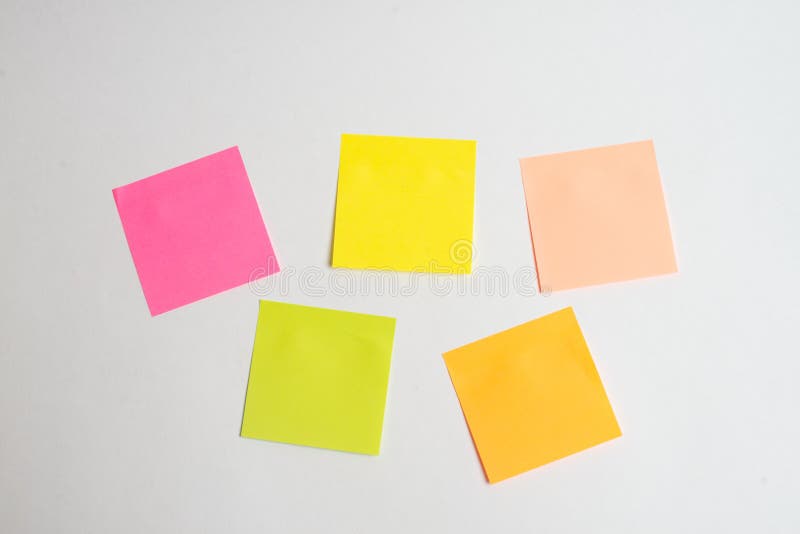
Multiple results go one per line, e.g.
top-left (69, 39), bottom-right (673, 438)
top-left (443, 308), bottom-right (621, 484)
top-left (520, 140), bottom-right (677, 292)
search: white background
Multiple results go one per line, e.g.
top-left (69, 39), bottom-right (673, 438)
top-left (2, 1), bottom-right (799, 532)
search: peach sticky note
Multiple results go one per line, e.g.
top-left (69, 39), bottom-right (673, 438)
top-left (332, 134), bottom-right (477, 273)
top-left (113, 147), bottom-right (279, 315)
top-left (520, 140), bottom-right (677, 292)
top-left (443, 308), bottom-right (621, 484)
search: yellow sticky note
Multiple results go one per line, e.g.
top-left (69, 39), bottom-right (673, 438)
top-left (241, 301), bottom-right (396, 455)
top-left (332, 134), bottom-right (477, 273)
top-left (443, 308), bottom-right (621, 483)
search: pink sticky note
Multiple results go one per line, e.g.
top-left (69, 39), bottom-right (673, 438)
top-left (113, 147), bottom-right (279, 316)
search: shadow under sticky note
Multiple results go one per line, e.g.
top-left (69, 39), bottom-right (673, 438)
top-left (443, 308), bottom-right (621, 483)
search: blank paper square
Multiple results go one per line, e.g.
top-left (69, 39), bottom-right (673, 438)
top-left (443, 308), bottom-right (621, 483)
top-left (112, 147), bottom-right (279, 315)
top-left (241, 301), bottom-right (396, 455)
top-left (332, 134), bottom-right (477, 273)
top-left (520, 140), bottom-right (677, 292)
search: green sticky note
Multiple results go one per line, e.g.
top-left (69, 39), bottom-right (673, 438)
top-left (241, 300), bottom-right (396, 455)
